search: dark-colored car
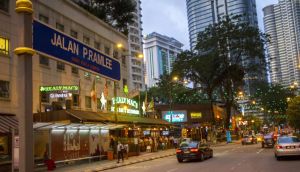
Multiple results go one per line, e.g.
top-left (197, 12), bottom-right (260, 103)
top-left (176, 141), bottom-right (213, 162)
top-left (262, 134), bottom-right (275, 148)
top-left (241, 135), bottom-right (257, 145)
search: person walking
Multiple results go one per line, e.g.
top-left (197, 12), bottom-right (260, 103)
top-left (117, 141), bottom-right (124, 163)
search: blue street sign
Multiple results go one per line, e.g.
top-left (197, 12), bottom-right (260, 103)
top-left (33, 20), bottom-right (121, 81)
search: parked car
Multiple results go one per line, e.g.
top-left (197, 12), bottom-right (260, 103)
top-left (241, 135), bottom-right (257, 145)
top-left (176, 141), bottom-right (213, 162)
top-left (274, 136), bottom-right (300, 160)
top-left (262, 134), bottom-right (275, 148)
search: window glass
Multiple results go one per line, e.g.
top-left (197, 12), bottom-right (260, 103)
top-left (85, 96), bottom-right (91, 108)
top-left (0, 80), bottom-right (9, 99)
top-left (39, 14), bottom-right (49, 24)
top-left (41, 92), bottom-right (49, 103)
top-left (57, 61), bottom-right (65, 71)
top-left (70, 30), bottom-right (78, 39)
top-left (72, 94), bottom-right (79, 106)
top-left (0, 37), bottom-right (9, 55)
top-left (84, 72), bottom-right (91, 79)
top-left (39, 55), bottom-right (49, 66)
top-left (104, 46), bottom-right (110, 55)
top-left (94, 42), bottom-right (100, 50)
top-left (71, 67), bottom-right (78, 74)
top-left (56, 23), bottom-right (64, 32)
top-left (83, 36), bottom-right (90, 45)
top-left (0, 0), bottom-right (9, 12)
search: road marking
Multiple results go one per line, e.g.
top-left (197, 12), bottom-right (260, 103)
top-left (256, 149), bottom-right (264, 154)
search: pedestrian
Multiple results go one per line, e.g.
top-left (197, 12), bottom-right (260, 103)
top-left (117, 141), bottom-right (124, 163)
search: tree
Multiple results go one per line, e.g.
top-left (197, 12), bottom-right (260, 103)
top-left (286, 96), bottom-right (300, 130)
top-left (252, 82), bottom-right (294, 125)
top-left (174, 15), bottom-right (268, 129)
top-left (74, 0), bottom-right (136, 35)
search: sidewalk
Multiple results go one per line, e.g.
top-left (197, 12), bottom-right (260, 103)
top-left (35, 141), bottom-right (241, 172)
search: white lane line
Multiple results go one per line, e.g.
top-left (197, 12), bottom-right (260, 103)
top-left (256, 149), bottom-right (264, 154)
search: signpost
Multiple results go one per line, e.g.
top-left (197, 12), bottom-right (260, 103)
top-left (33, 20), bottom-right (121, 81)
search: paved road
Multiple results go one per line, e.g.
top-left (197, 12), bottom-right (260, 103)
top-left (105, 143), bottom-right (300, 172)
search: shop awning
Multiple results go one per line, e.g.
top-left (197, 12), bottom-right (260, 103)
top-left (33, 110), bottom-right (170, 127)
top-left (0, 113), bottom-right (18, 133)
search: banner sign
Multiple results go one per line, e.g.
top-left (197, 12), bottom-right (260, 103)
top-left (33, 20), bottom-right (121, 81)
top-left (190, 112), bottom-right (202, 119)
top-left (162, 110), bottom-right (187, 123)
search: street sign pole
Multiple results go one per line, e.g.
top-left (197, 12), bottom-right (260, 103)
top-left (14, 1), bottom-right (35, 171)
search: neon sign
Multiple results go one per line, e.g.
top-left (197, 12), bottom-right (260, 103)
top-left (162, 111), bottom-right (187, 123)
top-left (40, 85), bottom-right (79, 92)
top-left (111, 97), bottom-right (139, 115)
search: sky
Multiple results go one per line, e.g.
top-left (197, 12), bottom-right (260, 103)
top-left (141, 0), bottom-right (278, 50)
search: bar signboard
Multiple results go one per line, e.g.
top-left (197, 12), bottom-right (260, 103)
top-left (33, 20), bottom-right (121, 81)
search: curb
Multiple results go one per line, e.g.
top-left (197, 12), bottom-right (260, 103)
top-left (93, 152), bottom-right (176, 171)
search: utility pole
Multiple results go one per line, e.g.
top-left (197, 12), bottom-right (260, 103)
top-left (14, 0), bottom-right (35, 172)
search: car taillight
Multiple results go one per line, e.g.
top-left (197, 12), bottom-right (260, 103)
top-left (176, 149), bottom-right (182, 153)
top-left (276, 145), bottom-right (283, 149)
top-left (190, 148), bottom-right (198, 152)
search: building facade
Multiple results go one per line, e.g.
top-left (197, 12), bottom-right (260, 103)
top-left (143, 32), bottom-right (183, 88)
top-left (186, 0), bottom-right (258, 50)
top-left (127, 0), bottom-right (145, 91)
top-left (263, 0), bottom-right (300, 87)
top-left (0, 0), bottom-right (129, 167)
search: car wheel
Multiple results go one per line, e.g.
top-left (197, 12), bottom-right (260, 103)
top-left (200, 153), bottom-right (204, 161)
top-left (177, 158), bottom-right (183, 163)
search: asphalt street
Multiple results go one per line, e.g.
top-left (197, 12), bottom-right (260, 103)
top-left (105, 143), bottom-right (300, 172)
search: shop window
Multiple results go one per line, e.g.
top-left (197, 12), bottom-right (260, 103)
top-left (104, 46), bottom-right (110, 55)
top-left (94, 41), bottom-right (100, 50)
top-left (57, 61), bottom-right (65, 71)
top-left (72, 94), bottom-right (79, 107)
top-left (85, 96), bottom-right (91, 109)
top-left (56, 22), bottom-right (64, 32)
top-left (113, 51), bottom-right (119, 59)
top-left (71, 66), bottom-right (79, 75)
top-left (0, 36), bottom-right (9, 55)
top-left (70, 30), bottom-right (78, 39)
top-left (39, 14), bottom-right (49, 24)
top-left (0, 80), bottom-right (9, 99)
top-left (83, 36), bottom-right (90, 45)
top-left (41, 92), bottom-right (49, 103)
top-left (39, 55), bottom-right (49, 66)
top-left (96, 75), bottom-right (101, 82)
top-left (0, 0), bottom-right (9, 13)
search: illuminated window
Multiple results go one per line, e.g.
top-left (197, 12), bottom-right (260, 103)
top-left (0, 80), bottom-right (9, 99)
top-left (84, 72), bottom-right (91, 79)
top-left (0, 37), bottom-right (9, 55)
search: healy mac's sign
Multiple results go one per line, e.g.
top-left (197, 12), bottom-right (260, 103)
top-left (33, 20), bottom-right (121, 81)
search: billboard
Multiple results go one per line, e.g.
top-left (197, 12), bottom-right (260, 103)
top-left (162, 110), bottom-right (187, 123)
top-left (33, 20), bottom-right (121, 81)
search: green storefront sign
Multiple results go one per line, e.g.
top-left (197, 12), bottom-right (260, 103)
top-left (40, 85), bottom-right (79, 92)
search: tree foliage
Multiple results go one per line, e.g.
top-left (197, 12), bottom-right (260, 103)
top-left (174, 15), bottom-right (268, 129)
top-left (286, 96), bottom-right (300, 130)
top-left (74, 0), bottom-right (136, 35)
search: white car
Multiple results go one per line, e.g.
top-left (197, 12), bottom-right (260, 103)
top-left (274, 136), bottom-right (300, 160)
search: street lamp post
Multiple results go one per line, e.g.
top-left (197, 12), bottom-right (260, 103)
top-left (14, 1), bottom-right (35, 171)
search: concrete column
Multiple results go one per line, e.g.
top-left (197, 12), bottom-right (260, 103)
top-left (14, 0), bottom-right (35, 171)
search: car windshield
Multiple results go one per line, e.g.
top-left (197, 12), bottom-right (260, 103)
top-left (278, 137), bottom-right (300, 144)
top-left (180, 141), bottom-right (198, 148)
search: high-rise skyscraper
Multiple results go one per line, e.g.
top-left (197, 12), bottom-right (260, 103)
top-left (186, 0), bottom-right (258, 50)
top-left (143, 32), bottom-right (183, 88)
top-left (186, 0), bottom-right (264, 96)
top-left (263, 0), bottom-right (300, 87)
top-left (128, 0), bottom-right (145, 91)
